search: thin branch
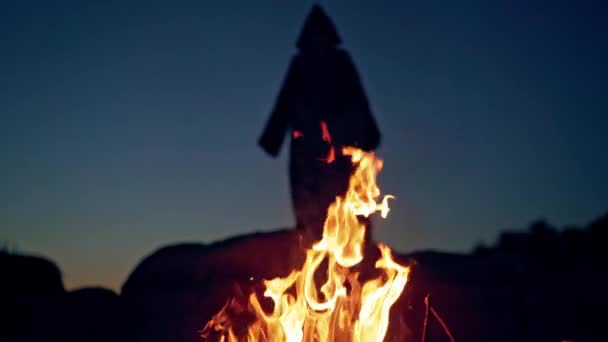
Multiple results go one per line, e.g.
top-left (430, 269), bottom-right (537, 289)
top-left (421, 293), bottom-right (430, 342)
top-left (430, 305), bottom-right (455, 342)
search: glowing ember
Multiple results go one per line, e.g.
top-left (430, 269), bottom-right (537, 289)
top-left (320, 121), bottom-right (332, 143)
top-left (202, 146), bottom-right (409, 342)
top-left (319, 121), bottom-right (335, 164)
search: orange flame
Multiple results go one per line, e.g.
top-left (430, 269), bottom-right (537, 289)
top-left (320, 121), bottom-right (331, 143)
top-left (202, 147), bottom-right (409, 342)
top-left (319, 121), bottom-right (335, 164)
top-left (320, 147), bottom-right (336, 164)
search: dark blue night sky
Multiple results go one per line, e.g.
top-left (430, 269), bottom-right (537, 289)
top-left (1, 0), bottom-right (607, 290)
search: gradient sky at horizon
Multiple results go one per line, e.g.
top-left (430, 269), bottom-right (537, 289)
top-left (1, 0), bottom-right (607, 291)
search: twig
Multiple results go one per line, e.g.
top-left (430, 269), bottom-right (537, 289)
top-left (430, 305), bottom-right (455, 342)
top-left (421, 293), bottom-right (430, 342)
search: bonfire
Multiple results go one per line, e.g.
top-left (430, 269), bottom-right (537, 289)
top-left (202, 145), bottom-right (411, 341)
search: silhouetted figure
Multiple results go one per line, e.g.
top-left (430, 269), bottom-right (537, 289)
top-left (258, 5), bottom-right (381, 240)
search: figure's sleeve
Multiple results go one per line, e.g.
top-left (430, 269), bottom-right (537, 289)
top-left (339, 51), bottom-right (381, 151)
top-left (258, 57), bottom-right (298, 157)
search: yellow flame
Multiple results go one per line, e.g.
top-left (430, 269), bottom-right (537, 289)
top-left (203, 147), bottom-right (410, 342)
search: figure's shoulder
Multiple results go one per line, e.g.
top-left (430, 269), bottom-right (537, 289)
top-left (334, 48), bottom-right (350, 56)
top-left (290, 54), bottom-right (304, 66)
top-left (334, 48), bottom-right (354, 62)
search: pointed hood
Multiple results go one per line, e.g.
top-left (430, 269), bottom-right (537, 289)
top-left (296, 4), bottom-right (342, 51)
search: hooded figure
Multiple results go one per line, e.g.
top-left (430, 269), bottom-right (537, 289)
top-left (259, 5), bottom-right (381, 240)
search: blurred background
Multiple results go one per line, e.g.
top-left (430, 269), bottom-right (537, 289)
top-left (1, 0), bottom-right (606, 294)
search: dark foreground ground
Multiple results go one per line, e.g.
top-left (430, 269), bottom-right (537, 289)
top-left (3, 213), bottom-right (606, 342)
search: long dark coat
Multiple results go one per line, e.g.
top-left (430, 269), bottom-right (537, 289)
top-left (258, 7), bottom-right (381, 237)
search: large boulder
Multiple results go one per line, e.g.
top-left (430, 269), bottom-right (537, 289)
top-left (121, 228), bottom-right (303, 342)
top-left (61, 287), bottom-right (121, 342)
top-left (396, 251), bottom-right (526, 342)
top-left (119, 213), bottom-right (608, 342)
top-left (120, 229), bottom-right (525, 342)
top-left (1, 251), bottom-right (65, 342)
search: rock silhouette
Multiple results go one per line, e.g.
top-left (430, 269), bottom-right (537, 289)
top-left (120, 212), bottom-right (608, 342)
top-left (60, 287), bottom-right (120, 342)
top-left (1, 251), bottom-right (121, 342)
top-left (4, 213), bottom-right (607, 341)
top-left (1, 251), bottom-right (64, 342)
top-left (121, 229), bottom-right (304, 342)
